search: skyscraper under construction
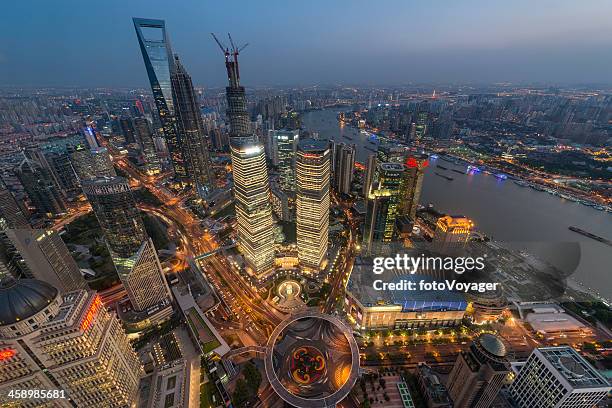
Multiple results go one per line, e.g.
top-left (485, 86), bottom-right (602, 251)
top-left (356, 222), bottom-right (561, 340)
top-left (213, 34), bottom-right (275, 279)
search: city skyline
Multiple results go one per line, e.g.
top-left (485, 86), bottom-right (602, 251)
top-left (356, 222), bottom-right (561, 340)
top-left (2, 0), bottom-right (612, 87)
top-left (0, 4), bottom-right (610, 407)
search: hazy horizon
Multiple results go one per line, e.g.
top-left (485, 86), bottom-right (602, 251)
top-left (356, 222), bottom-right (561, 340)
top-left (2, 0), bottom-right (611, 88)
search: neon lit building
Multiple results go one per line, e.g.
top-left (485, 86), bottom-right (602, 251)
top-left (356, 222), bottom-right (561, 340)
top-left (433, 215), bottom-right (473, 254)
top-left (133, 18), bottom-right (185, 178)
top-left (217, 37), bottom-right (275, 278)
top-left (0, 279), bottom-right (142, 407)
top-left (296, 140), bottom-right (330, 272)
top-left (82, 177), bottom-right (171, 312)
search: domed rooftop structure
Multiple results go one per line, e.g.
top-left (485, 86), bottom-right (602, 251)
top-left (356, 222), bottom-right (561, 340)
top-left (0, 277), bottom-right (58, 326)
top-left (478, 333), bottom-right (507, 358)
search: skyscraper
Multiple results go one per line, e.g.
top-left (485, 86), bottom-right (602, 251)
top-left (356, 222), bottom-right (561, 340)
top-left (133, 18), bottom-right (185, 178)
top-left (296, 139), bottom-right (330, 271)
top-left (508, 346), bottom-right (609, 408)
top-left (215, 35), bottom-right (275, 278)
top-left (0, 179), bottom-right (29, 228)
top-left (171, 55), bottom-right (215, 196)
top-left (0, 279), bottom-right (142, 407)
top-left (82, 177), bottom-right (170, 312)
top-left (399, 154), bottom-right (429, 220)
top-left (362, 153), bottom-right (376, 198)
top-left (270, 129), bottom-right (300, 192)
top-left (332, 142), bottom-right (355, 194)
top-left (133, 117), bottom-right (162, 175)
top-left (363, 162), bottom-right (404, 255)
top-left (446, 333), bottom-right (509, 408)
top-left (15, 157), bottom-right (67, 217)
top-left (1, 228), bottom-right (87, 293)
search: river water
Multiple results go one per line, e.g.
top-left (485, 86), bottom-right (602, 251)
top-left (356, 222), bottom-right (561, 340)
top-left (302, 109), bottom-right (612, 300)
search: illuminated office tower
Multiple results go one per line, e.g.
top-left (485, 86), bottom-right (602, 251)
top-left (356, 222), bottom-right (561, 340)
top-left (133, 18), bottom-right (185, 178)
top-left (363, 162), bottom-right (404, 255)
top-left (296, 140), bottom-right (330, 271)
top-left (399, 154), bottom-right (429, 220)
top-left (0, 179), bottom-right (29, 228)
top-left (270, 129), bottom-right (300, 192)
top-left (171, 55), bottom-right (215, 195)
top-left (446, 334), bottom-right (509, 408)
top-left (433, 215), bottom-right (473, 254)
top-left (70, 145), bottom-right (116, 181)
top-left (363, 143), bottom-right (405, 199)
top-left (508, 346), bottom-right (609, 408)
top-left (133, 117), bottom-right (162, 175)
top-left (15, 157), bottom-right (66, 217)
top-left (0, 279), bottom-right (142, 408)
top-left (215, 35), bottom-right (275, 278)
top-left (2, 228), bottom-right (86, 292)
top-left (332, 142), bottom-right (355, 194)
top-left (82, 177), bottom-right (170, 311)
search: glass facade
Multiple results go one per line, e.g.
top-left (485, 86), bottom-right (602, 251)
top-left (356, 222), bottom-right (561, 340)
top-left (363, 162), bottom-right (404, 255)
top-left (133, 18), bottom-right (185, 178)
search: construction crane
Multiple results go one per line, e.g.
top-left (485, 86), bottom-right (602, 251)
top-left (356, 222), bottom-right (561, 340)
top-left (211, 33), bottom-right (248, 57)
top-left (211, 33), bottom-right (248, 85)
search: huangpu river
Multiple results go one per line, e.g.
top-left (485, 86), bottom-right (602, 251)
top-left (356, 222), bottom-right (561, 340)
top-left (302, 109), bottom-right (612, 300)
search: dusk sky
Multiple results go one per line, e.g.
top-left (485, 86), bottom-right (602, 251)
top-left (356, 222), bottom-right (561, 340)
top-left (2, 0), bottom-right (611, 87)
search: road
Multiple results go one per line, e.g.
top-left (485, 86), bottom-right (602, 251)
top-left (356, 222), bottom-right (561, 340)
top-left (101, 136), bottom-right (280, 344)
